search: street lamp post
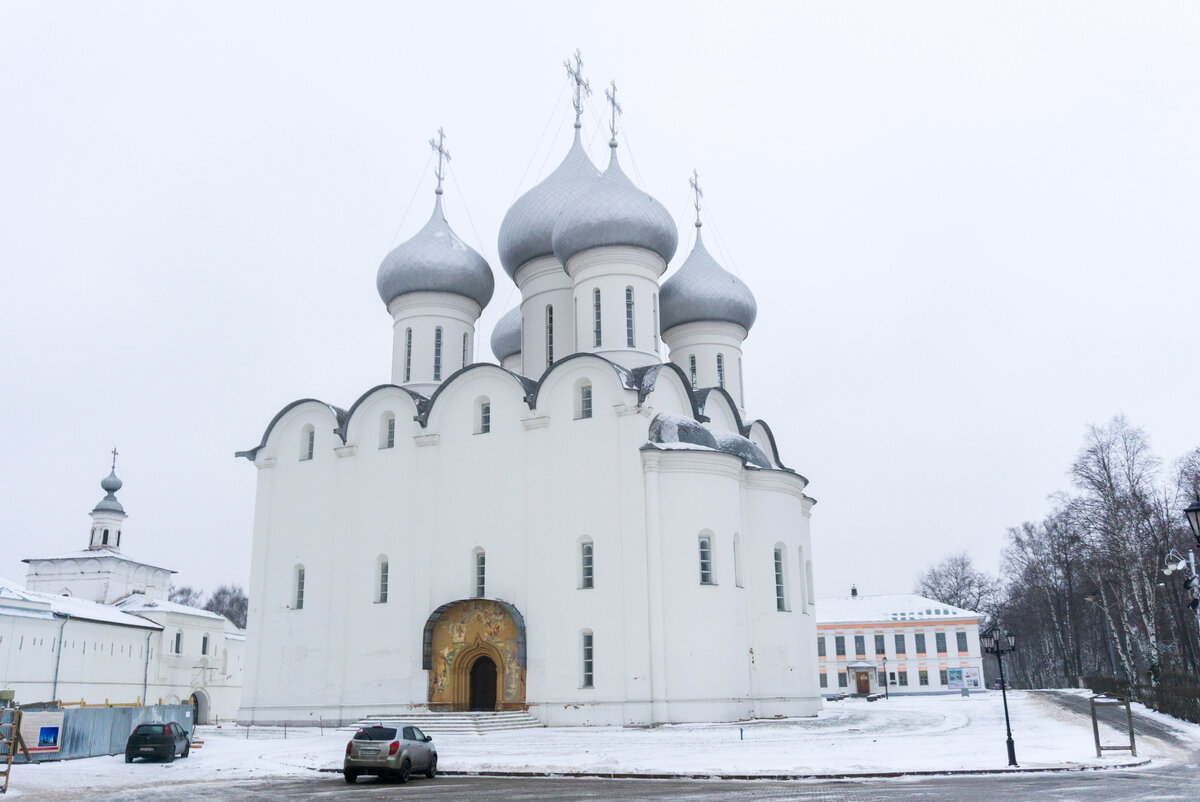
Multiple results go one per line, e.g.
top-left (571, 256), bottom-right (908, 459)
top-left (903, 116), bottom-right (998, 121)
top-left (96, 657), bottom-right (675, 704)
top-left (882, 656), bottom-right (889, 699)
top-left (981, 626), bottom-right (1019, 767)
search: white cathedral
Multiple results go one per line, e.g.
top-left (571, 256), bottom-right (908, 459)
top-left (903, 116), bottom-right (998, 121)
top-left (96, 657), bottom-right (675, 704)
top-left (237, 61), bottom-right (820, 727)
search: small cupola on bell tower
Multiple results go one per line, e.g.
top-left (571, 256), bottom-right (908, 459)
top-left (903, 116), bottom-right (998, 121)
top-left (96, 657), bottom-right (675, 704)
top-left (88, 448), bottom-right (127, 551)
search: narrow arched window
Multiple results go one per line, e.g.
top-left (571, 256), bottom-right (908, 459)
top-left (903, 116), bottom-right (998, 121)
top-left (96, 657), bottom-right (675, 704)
top-left (625, 286), bottom-right (635, 347)
top-left (201, 634), bottom-right (209, 655)
top-left (796, 546), bottom-right (807, 613)
top-left (581, 630), bottom-right (594, 688)
top-left (698, 533), bottom-right (714, 585)
top-left (546, 304), bottom-right (555, 365)
top-left (300, 424), bottom-right (315, 461)
top-left (380, 412), bottom-right (396, 449)
top-left (652, 293), bottom-right (659, 350)
top-left (577, 381), bottom-right (593, 419)
top-left (473, 550), bottom-right (485, 598)
top-left (688, 355), bottom-right (697, 390)
top-left (592, 288), bottom-right (602, 347)
top-left (738, 356), bottom-right (745, 404)
top-left (433, 327), bottom-right (443, 380)
top-left (403, 328), bottom-right (413, 382)
top-left (580, 540), bottom-right (594, 589)
top-left (774, 546), bottom-right (787, 611)
top-left (733, 533), bottom-right (743, 588)
top-left (294, 565), bottom-right (306, 610)
top-left (102, 529), bottom-right (109, 545)
top-left (477, 398), bottom-right (491, 434)
top-left (717, 353), bottom-right (726, 389)
top-left (462, 332), bottom-right (469, 368)
top-left (174, 632), bottom-right (182, 654)
top-left (806, 560), bottom-right (815, 605)
top-left (377, 557), bottom-right (389, 603)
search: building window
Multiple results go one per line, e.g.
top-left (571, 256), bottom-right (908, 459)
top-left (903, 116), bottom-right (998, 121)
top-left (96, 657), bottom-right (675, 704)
top-left (592, 288), bottom-right (602, 347)
top-left (875, 634), bottom-right (885, 655)
top-left (698, 534), bottom-right (714, 584)
top-left (378, 558), bottom-right (389, 603)
top-left (915, 633), bottom-right (927, 654)
top-left (835, 636), bottom-right (846, 657)
top-left (462, 332), bottom-right (469, 368)
top-left (895, 633), bottom-right (906, 655)
top-left (688, 355), bottom-right (697, 390)
top-left (898, 672), bottom-right (909, 687)
top-left (837, 672), bottom-right (847, 688)
top-left (580, 541), bottom-right (594, 589)
top-left (774, 546), bottom-right (786, 611)
top-left (473, 550), bottom-right (485, 598)
top-left (201, 634), bottom-right (209, 655)
top-left (380, 413), bottom-right (396, 449)
top-left (819, 673), bottom-right (828, 688)
top-left (404, 328), bottom-right (413, 382)
top-left (854, 635), bottom-right (865, 656)
top-left (733, 533), bottom-right (743, 588)
top-left (433, 327), bottom-right (443, 380)
top-left (173, 632), bottom-right (182, 654)
top-left (935, 632), bottom-right (947, 654)
top-left (625, 286), bottom-right (635, 347)
top-left (716, 353), bottom-right (725, 388)
top-left (546, 305), bottom-right (554, 365)
top-left (919, 670), bottom-right (929, 686)
top-left (578, 382), bottom-right (593, 419)
top-left (300, 425), bottom-right (315, 461)
top-left (806, 560), bottom-right (815, 605)
top-left (582, 631), bottom-right (594, 688)
top-left (102, 529), bottom-right (109, 545)
top-left (817, 637), bottom-right (826, 657)
top-left (477, 399), bottom-right (491, 434)
top-left (939, 669), bottom-right (949, 686)
top-left (957, 632), bottom-right (968, 653)
top-left (652, 293), bottom-right (659, 350)
top-left (294, 566), bottom-right (305, 609)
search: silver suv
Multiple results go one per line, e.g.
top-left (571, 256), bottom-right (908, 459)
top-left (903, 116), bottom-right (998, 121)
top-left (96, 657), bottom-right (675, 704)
top-left (344, 724), bottom-right (437, 784)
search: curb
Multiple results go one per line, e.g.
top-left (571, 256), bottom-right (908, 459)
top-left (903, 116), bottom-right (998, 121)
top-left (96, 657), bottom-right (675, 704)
top-left (316, 757), bottom-right (1151, 780)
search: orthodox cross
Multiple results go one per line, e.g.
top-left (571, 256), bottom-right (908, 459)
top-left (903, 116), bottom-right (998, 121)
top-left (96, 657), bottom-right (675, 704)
top-left (689, 169), bottom-right (704, 228)
top-left (605, 80), bottom-right (622, 144)
top-left (111, 447), bottom-right (119, 471)
top-left (565, 49), bottom-right (591, 128)
top-left (429, 127), bottom-right (451, 194)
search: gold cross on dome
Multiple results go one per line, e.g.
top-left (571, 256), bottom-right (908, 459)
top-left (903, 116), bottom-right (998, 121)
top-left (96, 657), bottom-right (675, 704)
top-left (429, 127), bottom-right (451, 194)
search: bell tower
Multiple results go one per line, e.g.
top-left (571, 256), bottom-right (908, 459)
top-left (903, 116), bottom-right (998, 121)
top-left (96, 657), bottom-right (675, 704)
top-left (88, 448), bottom-right (127, 551)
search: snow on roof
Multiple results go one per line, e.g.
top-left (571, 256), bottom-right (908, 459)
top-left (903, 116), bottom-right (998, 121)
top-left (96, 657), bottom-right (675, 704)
top-left (115, 593), bottom-right (226, 621)
top-left (22, 548), bottom-right (176, 574)
top-left (815, 593), bottom-right (983, 625)
top-left (0, 577), bottom-right (161, 629)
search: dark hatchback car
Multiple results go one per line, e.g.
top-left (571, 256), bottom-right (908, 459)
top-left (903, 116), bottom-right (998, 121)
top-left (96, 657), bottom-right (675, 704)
top-left (125, 721), bottom-right (191, 762)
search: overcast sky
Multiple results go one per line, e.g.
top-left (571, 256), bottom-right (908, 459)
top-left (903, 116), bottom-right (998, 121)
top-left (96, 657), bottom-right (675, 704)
top-left (2, 2), bottom-right (1197, 604)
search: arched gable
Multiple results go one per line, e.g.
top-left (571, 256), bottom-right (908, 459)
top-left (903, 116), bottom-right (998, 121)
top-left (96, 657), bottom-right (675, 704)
top-left (640, 363), bottom-right (699, 420)
top-left (696, 388), bottom-right (742, 433)
top-left (531, 353), bottom-right (634, 420)
top-left (236, 399), bottom-right (346, 462)
top-left (422, 364), bottom-right (535, 432)
top-left (746, 419), bottom-right (793, 473)
top-left (336, 384), bottom-right (424, 446)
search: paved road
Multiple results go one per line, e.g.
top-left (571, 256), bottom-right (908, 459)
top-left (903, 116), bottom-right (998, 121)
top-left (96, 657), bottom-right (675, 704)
top-left (1040, 689), bottom-right (1189, 748)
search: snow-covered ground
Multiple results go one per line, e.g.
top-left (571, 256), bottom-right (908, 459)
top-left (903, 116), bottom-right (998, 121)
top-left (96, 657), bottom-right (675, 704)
top-left (8, 691), bottom-right (1197, 800)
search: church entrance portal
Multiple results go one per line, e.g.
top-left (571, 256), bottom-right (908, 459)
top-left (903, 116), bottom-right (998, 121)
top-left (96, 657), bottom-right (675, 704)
top-left (423, 599), bottom-right (527, 712)
top-left (469, 656), bottom-right (498, 711)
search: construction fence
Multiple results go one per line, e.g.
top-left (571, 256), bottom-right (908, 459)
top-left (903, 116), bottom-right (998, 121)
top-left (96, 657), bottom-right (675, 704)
top-left (12, 701), bottom-right (193, 763)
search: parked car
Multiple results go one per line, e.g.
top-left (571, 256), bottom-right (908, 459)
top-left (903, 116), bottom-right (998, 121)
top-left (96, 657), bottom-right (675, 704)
top-left (125, 721), bottom-right (191, 763)
top-left (344, 724), bottom-right (437, 784)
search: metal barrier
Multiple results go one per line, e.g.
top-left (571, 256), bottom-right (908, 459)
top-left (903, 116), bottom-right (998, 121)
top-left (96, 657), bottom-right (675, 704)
top-left (13, 703), bottom-right (193, 763)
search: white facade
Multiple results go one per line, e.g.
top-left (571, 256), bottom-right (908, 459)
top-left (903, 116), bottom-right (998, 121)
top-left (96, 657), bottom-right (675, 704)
top-left (815, 592), bottom-right (985, 696)
top-left (237, 89), bottom-right (821, 727)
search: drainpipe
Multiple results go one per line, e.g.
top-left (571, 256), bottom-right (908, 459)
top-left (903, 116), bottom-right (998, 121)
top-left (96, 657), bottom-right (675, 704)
top-left (142, 630), bottom-right (154, 705)
top-left (51, 614), bottom-right (70, 701)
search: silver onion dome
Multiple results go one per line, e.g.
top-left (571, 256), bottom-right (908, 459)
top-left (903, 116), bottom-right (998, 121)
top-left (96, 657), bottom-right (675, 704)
top-left (377, 195), bottom-right (495, 310)
top-left (551, 147), bottom-right (678, 267)
top-left (490, 305), bottom-right (522, 363)
top-left (93, 469), bottom-right (126, 516)
top-left (659, 228), bottom-right (757, 334)
top-left (498, 129), bottom-right (600, 279)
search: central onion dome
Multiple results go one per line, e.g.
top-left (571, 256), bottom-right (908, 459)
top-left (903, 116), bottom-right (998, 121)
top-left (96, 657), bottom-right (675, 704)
top-left (376, 195), bottom-right (495, 309)
top-left (490, 305), bottom-right (523, 363)
top-left (497, 129), bottom-right (600, 278)
top-left (659, 228), bottom-right (757, 333)
top-left (93, 468), bottom-right (126, 515)
top-left (551, 146), bottom-right (678, 267)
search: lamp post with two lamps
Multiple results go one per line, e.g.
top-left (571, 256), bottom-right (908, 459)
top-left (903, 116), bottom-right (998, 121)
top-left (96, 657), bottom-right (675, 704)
top-left (1164, 491), bottom-right (1200, 641)
top-left (980, 626), bottom-right (1019, 767)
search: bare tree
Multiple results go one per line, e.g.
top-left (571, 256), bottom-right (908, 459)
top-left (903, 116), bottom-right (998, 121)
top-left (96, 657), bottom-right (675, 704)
top-left (914, 552), bottom-right (1000, 619)
top-left (204, 585), bottom-right (248, 629)
top-left (168, 585), bottom-right (203, 607)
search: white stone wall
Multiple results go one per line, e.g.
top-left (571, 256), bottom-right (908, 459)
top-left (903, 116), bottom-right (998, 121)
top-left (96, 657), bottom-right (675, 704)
top-left (565, 246), bottom-right (665, 370)
top-left (238, 356), bottom-right (820, 726)
top-left (25, 557), bottom-right (172, 605)
top-left (515, 256), bottom-right (574, 379)
top-left (664, 320), bottom-right (749, 412)
top-left (387, 292), bottom-right (481, 394)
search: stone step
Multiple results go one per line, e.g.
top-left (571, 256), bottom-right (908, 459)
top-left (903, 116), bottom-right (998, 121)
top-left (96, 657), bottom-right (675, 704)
top-left (342, 710), bottom-right (543, 736)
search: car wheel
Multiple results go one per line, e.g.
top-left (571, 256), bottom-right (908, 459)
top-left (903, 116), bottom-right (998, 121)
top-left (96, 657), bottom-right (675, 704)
top-left (398, 758), bottom-right (411, 784)
top-left (166, 752), bottom-right (175, 763)
top-left (344, 769), bottom-right (358, 784)
top-left (125, 754), bottom-right (133, 764)
top-left (425, 754), bottom-right (437, 779)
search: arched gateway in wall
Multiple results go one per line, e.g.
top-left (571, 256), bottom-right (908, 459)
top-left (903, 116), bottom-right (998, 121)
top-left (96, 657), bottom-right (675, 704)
top-left (422, 599), bottom-right (526, 711)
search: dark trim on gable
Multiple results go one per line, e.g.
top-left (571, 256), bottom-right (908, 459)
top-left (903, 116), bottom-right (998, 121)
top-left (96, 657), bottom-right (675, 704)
top-left (234, 398), bottom-right (347, 461)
